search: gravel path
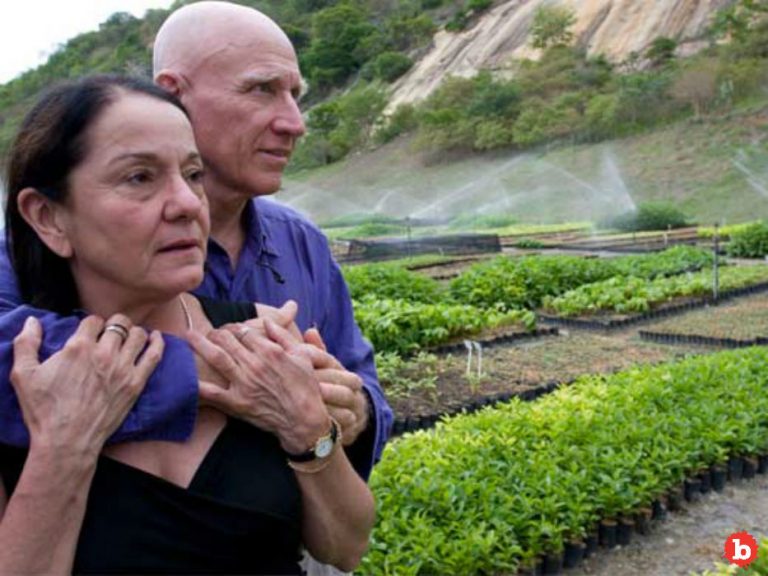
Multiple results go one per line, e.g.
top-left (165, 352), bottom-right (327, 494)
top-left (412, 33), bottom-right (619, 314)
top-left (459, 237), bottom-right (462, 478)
top-left (573, 473), bottom-right (768, 575)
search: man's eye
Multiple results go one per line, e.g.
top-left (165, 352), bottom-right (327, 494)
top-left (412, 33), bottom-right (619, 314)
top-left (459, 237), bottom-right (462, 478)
top-left (186, 168), bottom-right (205, 184)
top-left (253, 83), bottom-right (275, 94)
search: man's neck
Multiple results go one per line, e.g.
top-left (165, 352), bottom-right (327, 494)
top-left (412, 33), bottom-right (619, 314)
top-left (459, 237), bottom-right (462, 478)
top-left (209, 193), bottom-right (251, 266)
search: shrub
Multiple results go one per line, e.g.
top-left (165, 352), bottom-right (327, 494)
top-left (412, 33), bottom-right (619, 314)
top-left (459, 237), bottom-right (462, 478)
top-left (726, 221), bottom-right (768, 258)
top-left (375, 104), bottom-right (419, 144)
top-left (467, 0), bottom-right (493, 12)
top-left (605, 202), bottom-right (691, 232)
top-left (367, 51), bottom-right (413, 83)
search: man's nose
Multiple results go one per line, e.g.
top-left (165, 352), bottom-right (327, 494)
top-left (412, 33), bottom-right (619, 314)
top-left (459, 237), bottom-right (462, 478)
top-left (272, 94), bottom-right (306, 137)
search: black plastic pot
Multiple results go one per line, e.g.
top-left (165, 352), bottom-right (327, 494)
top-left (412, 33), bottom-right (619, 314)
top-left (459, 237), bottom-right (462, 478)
top-left (759, 454), bottom-right (768, 474)
top-left (711, 465), bottom-right (727, 492)
top-left (542, 551), bottom-right (564, 575)
top-left (563, 541), bottom-right (586, 569)
top-left (684, 478), bottom-right (702, 502)
top-left (634, 508), bottom-right (653, 535)
top-left (651, 498), bottom-right (668, 521)
top-left (584, 531), bottom-right (599, 558)
top-left (698, 469), bottom-right (712, 494)
top-left (617, 518), bottom-right (634, 546)
top-left (517, 558), bottom-right (543, 576)
top-left (728, 456), bottom-right (745, 482)
top-left (743, 456), bottom-right (758, 480)
top-left (666, 485), bottom-right (684, 512)
top-left (599, 519), bottom-right (618, 549)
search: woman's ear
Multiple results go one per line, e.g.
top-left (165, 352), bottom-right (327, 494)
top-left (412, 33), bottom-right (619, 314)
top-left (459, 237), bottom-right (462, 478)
top-left (16, 188), bottom-right (73, 258)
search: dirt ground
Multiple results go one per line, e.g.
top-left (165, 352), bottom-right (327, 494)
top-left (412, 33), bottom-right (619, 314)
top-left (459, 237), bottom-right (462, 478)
top-left (574, 473), bottom-right (768, 576)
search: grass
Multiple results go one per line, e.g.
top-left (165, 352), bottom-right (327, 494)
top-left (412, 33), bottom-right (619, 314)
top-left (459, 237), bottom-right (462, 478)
top-left (283, 106), bottom-right (768, 226)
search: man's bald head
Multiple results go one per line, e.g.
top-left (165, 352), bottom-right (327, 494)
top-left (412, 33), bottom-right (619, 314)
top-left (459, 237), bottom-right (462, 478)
top-left (151, 1), bottom-right (306, 201)
top-left (153, 1), bottom-right (294, 81)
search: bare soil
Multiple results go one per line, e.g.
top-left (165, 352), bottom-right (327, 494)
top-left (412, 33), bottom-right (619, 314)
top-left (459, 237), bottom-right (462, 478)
top-left (385, 328), bottom-right (711, 419)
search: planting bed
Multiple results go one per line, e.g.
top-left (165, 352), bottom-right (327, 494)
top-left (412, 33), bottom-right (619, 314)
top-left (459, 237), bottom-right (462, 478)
top-left (637, 291), bottom-right (768, 341)
top-left (383, 328), bottom-right (710, 422)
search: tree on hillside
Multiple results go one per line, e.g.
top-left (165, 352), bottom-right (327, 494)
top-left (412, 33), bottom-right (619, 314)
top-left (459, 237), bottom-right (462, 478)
top-left (671, 63), bottom-right (718, 119)
top-left (302, 3), bottom-right (378, 90)
top-left (530, 4), bottom-right (576, 49)
top-left (646, 37), bottom-right (678, 68)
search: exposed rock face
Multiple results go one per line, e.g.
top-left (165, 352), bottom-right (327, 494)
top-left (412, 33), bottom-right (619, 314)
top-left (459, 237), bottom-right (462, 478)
top-left (388, 0), bottom-right (735, 111)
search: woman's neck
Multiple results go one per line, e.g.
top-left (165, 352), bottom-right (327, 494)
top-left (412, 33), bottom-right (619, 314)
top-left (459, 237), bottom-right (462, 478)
top-left (78, 291), bottom-right (192, 336)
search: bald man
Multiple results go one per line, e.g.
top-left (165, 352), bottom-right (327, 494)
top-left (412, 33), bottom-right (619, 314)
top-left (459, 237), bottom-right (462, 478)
top-left (0, 1), bottom-right (391, 483)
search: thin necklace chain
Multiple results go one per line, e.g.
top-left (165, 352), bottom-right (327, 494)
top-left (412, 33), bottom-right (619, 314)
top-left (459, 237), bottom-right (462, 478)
top-left (178, 294), bottom-right (194, 331)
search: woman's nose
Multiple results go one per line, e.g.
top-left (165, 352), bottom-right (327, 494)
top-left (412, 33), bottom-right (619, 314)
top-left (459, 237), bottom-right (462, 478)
top-left (165, 175), bottom-right (204, 220)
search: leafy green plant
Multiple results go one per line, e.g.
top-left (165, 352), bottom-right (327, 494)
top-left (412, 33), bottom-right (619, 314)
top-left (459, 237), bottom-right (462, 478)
top-left (363, 347), bottom-right (768, 574)
top-left (375, 351), bottom-right (438, 400)
top-left (343, 263), bottom-right (443, 303)
top-left (353, 296), bottom-right (534, 354)
top-left (726, 221), bottom-right (768, 258)
top-left (514, 238), bottom-right (545, 249)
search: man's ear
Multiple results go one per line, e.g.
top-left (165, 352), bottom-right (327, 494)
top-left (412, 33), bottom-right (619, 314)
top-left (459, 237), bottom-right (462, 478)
top-left (155, 70), bottom-right (184, 97)
top-left (16, 188), bottom-right (73, 258)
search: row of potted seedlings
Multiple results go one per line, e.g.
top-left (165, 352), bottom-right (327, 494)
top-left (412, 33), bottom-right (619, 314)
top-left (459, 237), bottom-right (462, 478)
top-left (639, 329), bottom-right (768, 349)
top-left (362, 346), bottom-right (768, 576)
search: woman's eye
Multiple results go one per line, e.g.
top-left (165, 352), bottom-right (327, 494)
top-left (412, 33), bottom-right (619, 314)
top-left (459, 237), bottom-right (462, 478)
top-left (126, 171), bottom-right (152, 185)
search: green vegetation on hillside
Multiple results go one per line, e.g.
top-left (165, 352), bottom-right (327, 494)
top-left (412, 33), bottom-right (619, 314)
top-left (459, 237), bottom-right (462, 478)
top-left (0, 0), bottom-right (456, 160)
top-left (369, 1), bottom-right (768, 161)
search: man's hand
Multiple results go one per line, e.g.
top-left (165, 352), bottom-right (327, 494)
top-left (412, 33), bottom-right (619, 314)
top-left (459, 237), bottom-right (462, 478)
top-left (187, 320), bottom-right (329, 455)
top-left (304, 328), bottom-right (369, 446)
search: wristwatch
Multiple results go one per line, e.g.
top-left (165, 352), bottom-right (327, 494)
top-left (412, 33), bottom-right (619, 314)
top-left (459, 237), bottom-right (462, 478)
top-left (286, 418), bottom-right (341, 463)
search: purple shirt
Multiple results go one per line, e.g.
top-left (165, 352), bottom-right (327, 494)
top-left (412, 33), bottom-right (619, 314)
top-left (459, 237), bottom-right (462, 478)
top-left (0, 198), bottom-right (391, 479)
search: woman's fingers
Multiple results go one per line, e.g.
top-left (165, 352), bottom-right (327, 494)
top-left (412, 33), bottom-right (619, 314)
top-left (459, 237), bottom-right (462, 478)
top-left (98, 313), bottom-right (133, 351)
top-left (10, 317), bottom-right (43, 382)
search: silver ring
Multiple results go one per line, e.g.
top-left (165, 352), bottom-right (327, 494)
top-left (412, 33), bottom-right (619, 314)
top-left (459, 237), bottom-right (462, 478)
top-left (103, 323), bottom-right (130, 344)
top-left (236, 325), bottom-right (251, 342)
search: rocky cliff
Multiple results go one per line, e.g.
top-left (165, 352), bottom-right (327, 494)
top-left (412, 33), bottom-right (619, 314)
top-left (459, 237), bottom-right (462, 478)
top-left (388, 0), bottom-right (735, 111)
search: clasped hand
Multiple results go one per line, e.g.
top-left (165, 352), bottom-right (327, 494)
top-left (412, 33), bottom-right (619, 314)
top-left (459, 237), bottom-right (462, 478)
top-left (188, 301), bottom-right (369, 449)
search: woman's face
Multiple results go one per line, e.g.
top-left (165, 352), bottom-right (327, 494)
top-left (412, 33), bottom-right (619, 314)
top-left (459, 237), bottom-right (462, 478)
top-left (58, 91), bottom-right (209, 308)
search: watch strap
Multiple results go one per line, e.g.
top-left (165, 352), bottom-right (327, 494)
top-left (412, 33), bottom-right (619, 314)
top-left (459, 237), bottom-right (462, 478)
top-left (285, 418), bottom-right (340, 463)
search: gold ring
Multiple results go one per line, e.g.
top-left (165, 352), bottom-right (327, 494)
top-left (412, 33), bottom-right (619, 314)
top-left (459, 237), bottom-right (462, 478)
top-left (236, 325), bottom-right (251, 341)
top-left (103, 323), bottom-right (130, 344)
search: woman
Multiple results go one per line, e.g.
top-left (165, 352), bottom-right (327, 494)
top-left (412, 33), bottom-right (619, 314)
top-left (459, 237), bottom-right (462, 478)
top-left (0, 75), bottom-right (374, 574)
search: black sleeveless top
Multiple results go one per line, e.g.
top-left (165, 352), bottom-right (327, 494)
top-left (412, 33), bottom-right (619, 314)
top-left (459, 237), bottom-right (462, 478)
top-left (0, 297), bottom-right (303, 574)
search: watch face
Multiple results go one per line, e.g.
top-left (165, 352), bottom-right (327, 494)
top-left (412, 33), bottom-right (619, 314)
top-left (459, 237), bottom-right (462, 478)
top-left (316, 437), bottom-right (334, 458)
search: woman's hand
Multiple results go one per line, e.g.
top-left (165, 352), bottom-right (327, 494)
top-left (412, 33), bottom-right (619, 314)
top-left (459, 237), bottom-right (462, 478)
top-left (10, 314), bottom-right (163, 456)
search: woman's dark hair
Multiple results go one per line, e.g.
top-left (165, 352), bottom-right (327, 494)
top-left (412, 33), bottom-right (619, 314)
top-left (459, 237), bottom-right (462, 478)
top-left (4, 74), bottom-right (190, 314)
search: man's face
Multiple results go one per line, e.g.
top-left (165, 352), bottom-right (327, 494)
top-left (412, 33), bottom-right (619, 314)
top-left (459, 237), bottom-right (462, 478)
top-left (182, 35), bottom-right (306, 199)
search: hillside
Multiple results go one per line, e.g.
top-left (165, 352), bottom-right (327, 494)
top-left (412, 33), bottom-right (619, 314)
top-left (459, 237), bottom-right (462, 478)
top-left (389, 0), bottom-right (735, 111)
top-left (283, 103), bottom-right (768, 226)
top-left (1, 0), bottom-right (765, 227)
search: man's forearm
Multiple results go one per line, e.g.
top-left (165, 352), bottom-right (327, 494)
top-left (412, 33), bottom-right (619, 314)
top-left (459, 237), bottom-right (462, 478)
top-left (0, 306), bottom-right (198, 447)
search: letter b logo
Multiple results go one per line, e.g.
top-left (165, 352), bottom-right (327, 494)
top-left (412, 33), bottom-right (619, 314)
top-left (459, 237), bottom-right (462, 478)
top-left (724, 531), bottom-right (758, 568)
